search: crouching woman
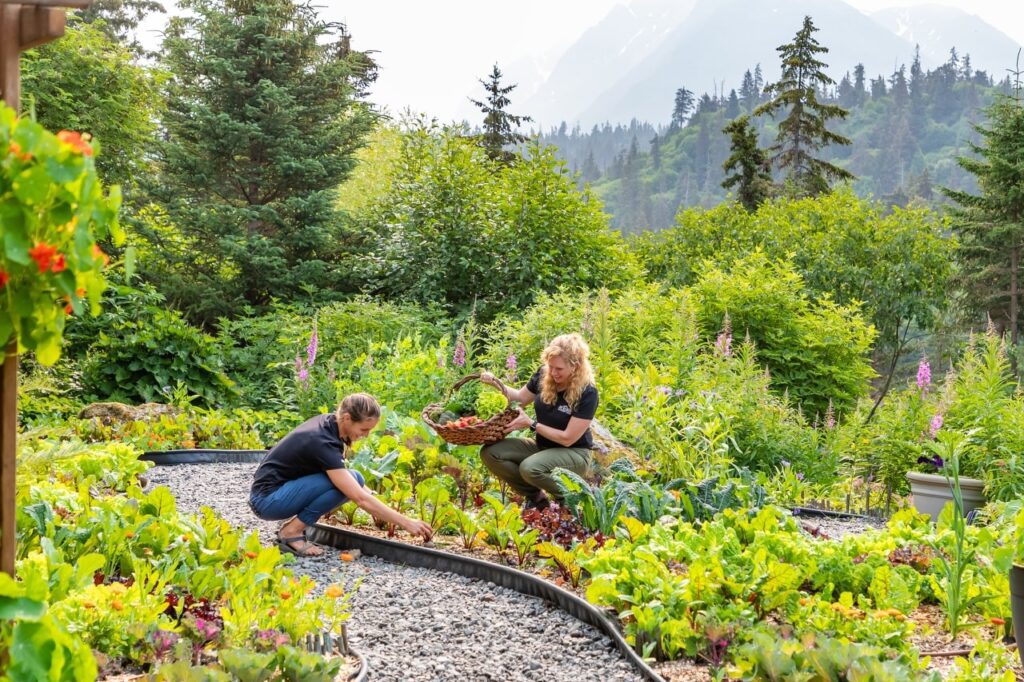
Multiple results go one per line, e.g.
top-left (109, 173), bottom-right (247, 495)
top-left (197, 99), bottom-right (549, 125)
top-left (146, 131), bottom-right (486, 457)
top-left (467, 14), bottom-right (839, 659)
top-left (249, 393), bottom-right (432, 556)
top-left (479, 333), bottom-right (599, 510)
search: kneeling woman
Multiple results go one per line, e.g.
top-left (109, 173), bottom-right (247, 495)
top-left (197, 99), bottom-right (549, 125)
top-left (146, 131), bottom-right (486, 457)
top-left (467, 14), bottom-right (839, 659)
top-left (250, 393), bottom-right (433, 556)
top-left (480, 333), bottom-right (598, 510)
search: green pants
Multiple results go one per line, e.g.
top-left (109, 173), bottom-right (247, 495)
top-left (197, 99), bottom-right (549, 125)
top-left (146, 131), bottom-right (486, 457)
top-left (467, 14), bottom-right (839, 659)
top-left (480, 437), bottom-right (591, 499)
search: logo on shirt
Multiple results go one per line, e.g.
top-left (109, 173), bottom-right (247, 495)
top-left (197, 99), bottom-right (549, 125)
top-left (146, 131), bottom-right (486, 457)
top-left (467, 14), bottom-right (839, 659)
top-left (557, 405), bottom-right (571, 414)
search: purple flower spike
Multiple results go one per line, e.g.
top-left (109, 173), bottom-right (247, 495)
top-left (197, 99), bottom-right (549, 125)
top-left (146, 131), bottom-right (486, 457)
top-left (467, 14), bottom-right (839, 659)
top-left (715, 332), bottom-right (732, 357)
top-left (307, 318), bottom-right (319, 368)
top-left (929, 413), bottom-right (943, 438)
top-left (916, 358), bottom-right (931, 392)
top-left (453, 340), bottom-right (466, 368)
top-left (796, 472), bottom-right (805, 481)
top-left (505, 352), bottom-right (517, 372)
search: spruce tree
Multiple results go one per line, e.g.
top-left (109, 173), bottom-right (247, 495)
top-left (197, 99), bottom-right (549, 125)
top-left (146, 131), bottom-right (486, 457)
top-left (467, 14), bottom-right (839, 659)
top-left (151, 0), bottom-right (377, 324)
top-left (671, 87), bottom-right (695, 128)
top-left (75, 0), bottom-right (164, 52)
top-left (943, 89), bottom-right (1024, 361)
top-left (740, 69), bottom-right (757, 112)
top-left (470, 63), bottom-right (532, 164)
top-left (722, 115), bottom-right (773, 211)
top-left (754, 15), bottom-right (853, 197)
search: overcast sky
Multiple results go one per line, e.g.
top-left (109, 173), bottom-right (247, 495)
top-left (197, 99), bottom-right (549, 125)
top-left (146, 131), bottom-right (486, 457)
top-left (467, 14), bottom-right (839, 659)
top-left (140, 1), bottom-right (1024, 123)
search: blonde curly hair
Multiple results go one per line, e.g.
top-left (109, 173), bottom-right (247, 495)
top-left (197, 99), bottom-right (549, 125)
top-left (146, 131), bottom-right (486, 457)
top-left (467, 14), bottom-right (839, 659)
top-left (538, 333), bottom-right (595, 408)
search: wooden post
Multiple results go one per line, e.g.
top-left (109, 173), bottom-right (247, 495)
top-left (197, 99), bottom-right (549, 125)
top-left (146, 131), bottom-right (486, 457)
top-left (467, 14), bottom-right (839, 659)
top-left (0, 0), bottom-right (85, 576)
top-left (0, 1), bottom-right (21, 579)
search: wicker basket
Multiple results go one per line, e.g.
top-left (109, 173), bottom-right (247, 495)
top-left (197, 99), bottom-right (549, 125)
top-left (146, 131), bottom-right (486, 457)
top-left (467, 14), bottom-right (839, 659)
top-left (422, 373), bottom-right (520, 446)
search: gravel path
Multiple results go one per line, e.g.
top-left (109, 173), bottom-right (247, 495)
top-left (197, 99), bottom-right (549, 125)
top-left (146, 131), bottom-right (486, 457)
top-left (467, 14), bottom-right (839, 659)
top-left (145, 462), bottom-right (644, 682)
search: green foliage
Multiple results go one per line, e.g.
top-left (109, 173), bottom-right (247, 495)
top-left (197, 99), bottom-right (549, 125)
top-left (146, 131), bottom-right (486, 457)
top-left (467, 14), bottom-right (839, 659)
top-left (21, 17), bottom-right (163, 189)
top-left (943, 93), bottom-right (1024, 348)
top-left (0, 573), bottom-right (98, 682)
top-left (730, 629), bottom-right (934, 681)
top-left (80, 307), bottom-right (235, 406)
top-left (148, 0), bottom-right (378, 324)
top-left (74, 0), bottom-right (166, 53)
top-left (631, 190), bottom-right (953, 355)
top-left (0, 105), bottom-right (123, 365)
top-left (754, 16), bottom-right (854, 196)
top-left (469, 64), bottom-right (532, 164)
top-left (721, 115), bottom-right (774, 211)
top-left (353, 121), bottom-right (640, 320)
top-left (692, 253), bottom-right (876, 417)
top-left (842, 330), bottom-right (1024, 498)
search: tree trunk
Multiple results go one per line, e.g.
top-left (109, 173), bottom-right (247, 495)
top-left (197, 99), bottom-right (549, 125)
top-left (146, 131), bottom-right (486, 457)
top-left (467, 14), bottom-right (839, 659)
top-left (865, 318), bottom-right (910, 424)
top-left (0, 341), bottom-right (15, 575)
top-left (1011, 244), bottom-right (1020, 375)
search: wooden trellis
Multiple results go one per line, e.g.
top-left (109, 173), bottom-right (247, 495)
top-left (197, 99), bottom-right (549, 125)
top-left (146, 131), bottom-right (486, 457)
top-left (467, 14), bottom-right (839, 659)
top-left (0, 0), bottom-right (92, 576)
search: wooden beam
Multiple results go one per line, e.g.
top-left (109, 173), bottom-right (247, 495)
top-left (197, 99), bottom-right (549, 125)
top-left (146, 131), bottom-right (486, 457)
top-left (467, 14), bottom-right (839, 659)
top-left (19, 5), bottom-right (64, 50)
top-left (0, 0), bottom-right (91, 7)
top-left (0, 341), bottom-right (14, 575)
top-left (0, 3), bottom-right (17, 578)
top-left (0, 4), bottom-right (20, 108)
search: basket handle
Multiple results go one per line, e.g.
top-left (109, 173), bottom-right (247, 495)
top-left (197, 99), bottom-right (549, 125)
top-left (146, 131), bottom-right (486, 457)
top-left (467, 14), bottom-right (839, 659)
top-left (449, 372), bottom-right (513, 407)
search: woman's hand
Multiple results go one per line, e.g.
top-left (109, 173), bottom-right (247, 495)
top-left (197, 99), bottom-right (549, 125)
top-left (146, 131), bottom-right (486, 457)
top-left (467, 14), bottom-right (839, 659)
top-left (402, 518), bottom-right (433, 541)
top-left (479, 371), bottom-right (498, 387)
top-left (503, 407), bottom-right (533, 434)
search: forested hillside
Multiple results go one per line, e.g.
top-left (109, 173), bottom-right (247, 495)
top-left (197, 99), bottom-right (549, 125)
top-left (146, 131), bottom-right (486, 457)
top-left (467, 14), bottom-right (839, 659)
top-left (540, 50), bottom-right (1011, 231)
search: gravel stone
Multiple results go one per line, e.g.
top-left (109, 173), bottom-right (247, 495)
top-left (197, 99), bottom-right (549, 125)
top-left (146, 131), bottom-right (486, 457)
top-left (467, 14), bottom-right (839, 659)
top-left (145, 461), bottom-right (644, 682)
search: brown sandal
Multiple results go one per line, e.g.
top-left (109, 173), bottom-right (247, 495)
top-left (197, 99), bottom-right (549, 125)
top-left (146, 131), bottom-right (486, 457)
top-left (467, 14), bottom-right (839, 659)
top-left (278, 534), bottom-right (321, 557)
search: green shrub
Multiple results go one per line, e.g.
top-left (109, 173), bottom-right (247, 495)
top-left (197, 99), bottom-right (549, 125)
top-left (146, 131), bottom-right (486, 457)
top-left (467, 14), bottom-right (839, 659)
top-left (80, 308), bottom-right (235, 407)
top-left (693, 253), bottom-right (876, 418)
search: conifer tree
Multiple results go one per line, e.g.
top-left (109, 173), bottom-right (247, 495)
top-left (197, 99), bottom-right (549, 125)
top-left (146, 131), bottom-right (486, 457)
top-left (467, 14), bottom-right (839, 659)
top-left (671, 87), bottom-right (695, 128)
top-left (722, 115), bottom-right (774, 211)
top-left (740, 70), bottom-right (757, 112)
top-left (943, 86), bottom-right (1024, 362)
top-left (725, 89), bottom-right (741, 119)
top-left (754, 15), bottom-right (853, 197)
top-left (75, 0), bottom-right (164, 52)
top-left (470, 63), bottom-right (532, 164)
top-left (151, 0), bottom-right (377, 323)
top-left (853, 63), bottom-right (867, 105)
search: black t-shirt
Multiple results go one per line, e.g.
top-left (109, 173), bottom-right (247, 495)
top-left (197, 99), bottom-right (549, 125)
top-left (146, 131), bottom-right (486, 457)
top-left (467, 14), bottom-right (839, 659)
top-left (251, 413), bottom-right (347, 496)
top-left (526, 368), bottom-right (599, 450)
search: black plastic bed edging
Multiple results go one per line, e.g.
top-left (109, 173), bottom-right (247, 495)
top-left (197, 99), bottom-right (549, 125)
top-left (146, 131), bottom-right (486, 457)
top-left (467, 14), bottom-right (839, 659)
top-left (308, 523), bottom-right (665, 682)
top-left (140, 449), bottom-right (267, 465)
top-left (789, 506), bottom-right (874, 521)
top-left (349, 648), bottom-right (368, 682)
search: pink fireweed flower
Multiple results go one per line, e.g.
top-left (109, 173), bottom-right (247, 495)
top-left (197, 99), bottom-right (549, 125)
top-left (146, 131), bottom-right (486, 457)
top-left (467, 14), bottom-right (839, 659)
top-left (453, 339), bottom-right (466, 368)
top-left (505, 352), bottom-right (517, 373)
top-left (307, 318), bottom-right (319, 367)
top-left (916, 358), bottom-right (931, 393)
top-left (928, 413), bottom-right (943, 439)
top-left (824, 400), bottom-right (836, 430)
top-left (715, 332), bottom-right (732, 357)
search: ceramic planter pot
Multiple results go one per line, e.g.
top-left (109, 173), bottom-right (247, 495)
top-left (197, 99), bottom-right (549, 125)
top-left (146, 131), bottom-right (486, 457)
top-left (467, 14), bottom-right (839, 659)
top-left (1010, 564), bottom-right (1024, 666)
top-left (905, 471), bottom-right (986, 521)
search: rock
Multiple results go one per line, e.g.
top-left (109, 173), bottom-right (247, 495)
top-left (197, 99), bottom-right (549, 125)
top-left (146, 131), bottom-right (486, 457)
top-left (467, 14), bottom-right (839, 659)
top-left (78, 401), bottom-right (180, 425)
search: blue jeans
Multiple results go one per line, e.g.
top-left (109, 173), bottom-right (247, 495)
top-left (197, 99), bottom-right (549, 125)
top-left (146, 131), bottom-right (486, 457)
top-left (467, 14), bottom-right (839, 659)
top-left (249, 471), bottom-right (365, 528)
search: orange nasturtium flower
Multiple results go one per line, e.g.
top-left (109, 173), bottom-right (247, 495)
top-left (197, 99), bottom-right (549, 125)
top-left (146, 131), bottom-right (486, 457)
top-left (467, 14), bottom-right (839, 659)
top-left (28, 243), bottom-right (58, 272)
top-left (7, 141), bottom-right (30, 162)
top-left (56, 130), bottom-right (93, 156)
top-left (0, 271), bottom-right (8, 288)
top-left (92, 244), bottom-right (110, 267)
top-left (51, 253), bottom-right (66, 273)
top-left (325, 584), bottom-right (344, 599)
